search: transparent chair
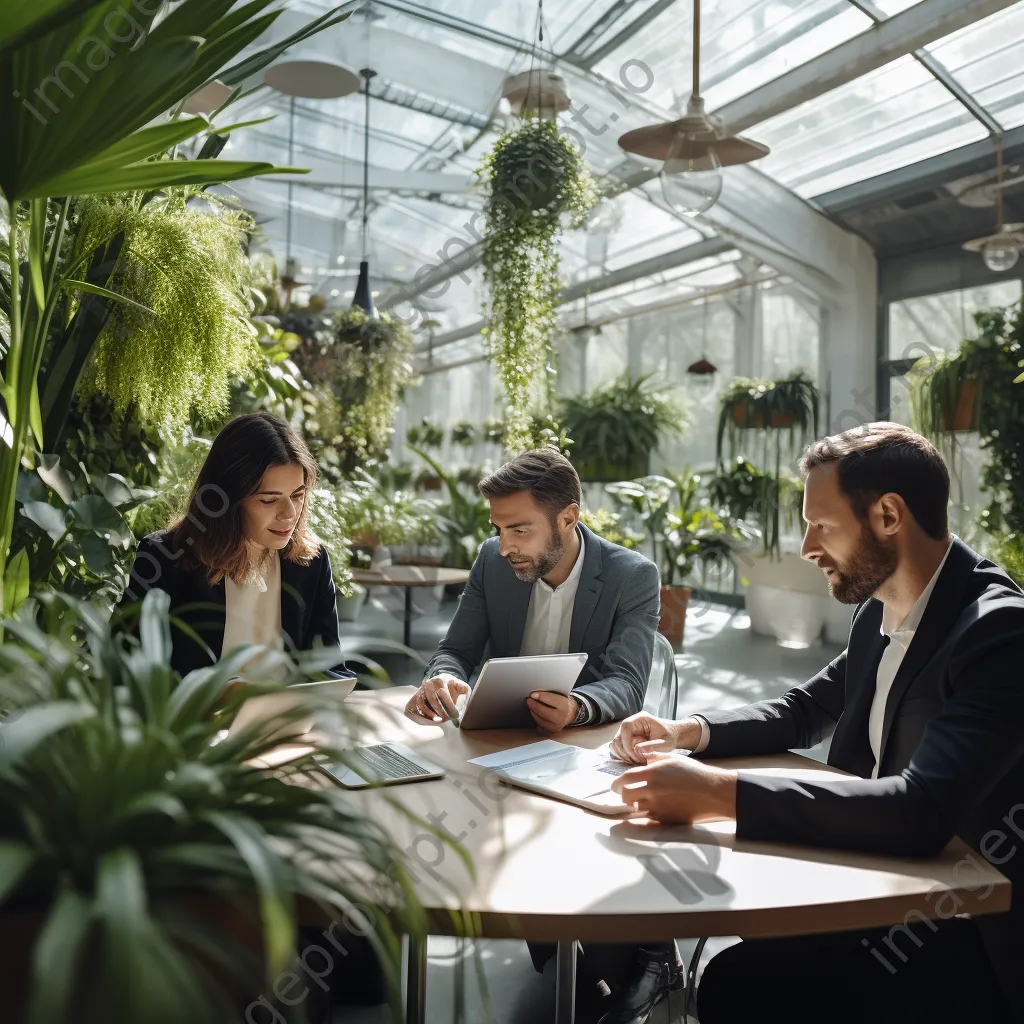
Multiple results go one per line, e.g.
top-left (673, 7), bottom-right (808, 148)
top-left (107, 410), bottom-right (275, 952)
top-left (643, 632), bottom-right (679, 720)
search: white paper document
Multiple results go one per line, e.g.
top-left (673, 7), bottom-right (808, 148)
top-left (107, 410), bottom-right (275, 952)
top-left (467, 739), bottom-right (612, 771)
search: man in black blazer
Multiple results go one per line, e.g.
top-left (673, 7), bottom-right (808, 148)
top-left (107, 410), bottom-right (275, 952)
top-left (610, 423), bottom-right (1024, 1023)
top-left (406, 449), bottom-right (680, 1023)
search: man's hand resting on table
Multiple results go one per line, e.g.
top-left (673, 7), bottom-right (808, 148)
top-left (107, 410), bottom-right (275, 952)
top-left (611, 751), bottom-right (738, 824)
top-left (609, 711), bottom-right (704, 764)
top-left (406, 674), bottom-right (469, 723)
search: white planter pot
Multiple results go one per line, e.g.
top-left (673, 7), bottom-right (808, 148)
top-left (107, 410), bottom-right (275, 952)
top-left (337, 583), bottom-right (366, 622)
top-left (824, 599), bottom-right (855, 646)
top-left (746, 583), bottom-right (827, 647)
top-left (740, 553), bottom-right (829, 647)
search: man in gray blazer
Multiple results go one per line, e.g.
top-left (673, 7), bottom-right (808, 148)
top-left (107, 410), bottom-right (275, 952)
top-left (406, 448), bottom-right (682, 1024)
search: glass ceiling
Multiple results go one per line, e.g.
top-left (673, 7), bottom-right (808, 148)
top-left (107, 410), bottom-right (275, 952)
top-left (221, 0), bottom-right (1024, 337)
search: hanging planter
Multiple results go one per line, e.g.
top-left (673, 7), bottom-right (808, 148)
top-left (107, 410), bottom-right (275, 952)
top-left (715, 373), bottom-right (819, 561)
top-left (478, 118), bottom-right (597, 452)
top-left (912, 357), bottom-right (982, 436)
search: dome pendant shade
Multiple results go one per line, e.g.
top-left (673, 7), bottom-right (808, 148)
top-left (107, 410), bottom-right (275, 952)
top-left (618, 99), bottom-right (771, 168)
top-left (264, 59), bottom-right (360, 99)
top-left (502, 69), bottom-right (570, 117)
top-left (351, 259), bottom-right (377, 317)
top-left (686, 357), bottom-right (718, 376)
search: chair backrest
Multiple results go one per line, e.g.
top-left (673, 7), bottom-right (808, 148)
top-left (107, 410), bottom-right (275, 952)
top-left (643, 631), bottom-right (678, 720)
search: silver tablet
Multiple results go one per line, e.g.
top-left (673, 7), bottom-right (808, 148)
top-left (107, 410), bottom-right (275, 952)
top-left (458, 653), bottom-right (589, 730)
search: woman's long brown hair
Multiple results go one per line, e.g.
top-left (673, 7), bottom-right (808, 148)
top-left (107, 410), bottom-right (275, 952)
top-left (170, 413), bottom-right (320, 584)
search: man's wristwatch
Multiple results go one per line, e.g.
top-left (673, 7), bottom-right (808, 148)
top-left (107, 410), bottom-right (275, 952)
top-left (570, 695), bottom-right (590, 727)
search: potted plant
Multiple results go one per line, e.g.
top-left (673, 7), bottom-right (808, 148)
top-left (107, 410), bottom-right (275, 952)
top-left (579, 508), bottom-right (645, 550)
top-left (560, 373), bottom-right (686, 483)
top-left (478, 118), bottom-right (597, 451)
top-left (450, 422), bottom-right (478, 447)
top-left (707, 456), bottom-right (804, 561)
top-left (717, 372), bottom-right (819, 455)
top-left (607, 473), bottom-right (748, 648)
top-left (409, 447), bottom-right (492, 572)
top-left (483, 419), bottom-right (507, 447)
top-left (715, 372), bottom-right (818, 563)
top-left (0, 589), bottom-right (433, 1023)
top-left (290, 309), bottom-right (416, 482)
top-left (406, 418), bottom-right (444, 450)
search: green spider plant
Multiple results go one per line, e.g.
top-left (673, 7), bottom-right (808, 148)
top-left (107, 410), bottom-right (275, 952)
top-left (0, 588), bottom-right (470, 1024)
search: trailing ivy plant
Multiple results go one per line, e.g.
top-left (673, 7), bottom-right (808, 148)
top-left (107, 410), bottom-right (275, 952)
top-left (291, 308), bottom-right (416, 481)
top-left (477, 118), bottom-right (597, 452)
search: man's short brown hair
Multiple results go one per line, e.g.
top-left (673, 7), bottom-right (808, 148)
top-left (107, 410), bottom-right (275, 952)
top-left (478, 449), bottom-right (582, 520)
top-left (800, 422), bottom-right (949, 540)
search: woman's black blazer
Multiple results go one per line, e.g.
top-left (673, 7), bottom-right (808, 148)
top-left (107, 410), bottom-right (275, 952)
top-left (119, 530), bottom-right (351, 679)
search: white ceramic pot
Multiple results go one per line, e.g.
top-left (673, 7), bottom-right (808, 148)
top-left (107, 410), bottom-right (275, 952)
top-left (746, 583), bottom-right (827, 647)
top-left (739, 553), bottom-right (829, 646)
top-left (337, 583), bottom-right (366, 622)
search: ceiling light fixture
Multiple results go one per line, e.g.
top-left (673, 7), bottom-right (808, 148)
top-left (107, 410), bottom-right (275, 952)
top-left (963, 134), bottom-right (1024, 274)
top-left (617, 0), bottom-right (769, 217)
top-left (351, 66), bottom-right (378, 316)
top-left (686, 293), bottom-right (717, 383)
top-left (265, 58), bottom-right (358, 304)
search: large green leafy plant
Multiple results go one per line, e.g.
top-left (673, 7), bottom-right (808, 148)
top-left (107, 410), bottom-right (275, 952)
top-left (0, 0), bottom-right (350, 616)
top-left (0, 588), bottom-right (446, 1024)
top-left (560, 372), bottom-right (686, 482)
top-left (478, 119), bottom-right (597, 452)
top-left (291, 309), bottom-right (416, 481)
top-left (708, 456), bottom-right (803, 560)
top-left (608, 473), bottom-right (749, 586)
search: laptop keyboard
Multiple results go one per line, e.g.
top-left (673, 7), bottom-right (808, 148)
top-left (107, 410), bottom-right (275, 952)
top-left (353, 744), bottom-right (431, 781)
top-left (596, 762), bottom-right (631, 776)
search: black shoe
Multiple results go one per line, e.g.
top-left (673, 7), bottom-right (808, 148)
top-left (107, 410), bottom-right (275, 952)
top-left (596, 949), bottom-right (685, 1024)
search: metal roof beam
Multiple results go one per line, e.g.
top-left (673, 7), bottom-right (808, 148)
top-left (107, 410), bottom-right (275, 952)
top-left (408, 236), bottom-right (733, 352)
top-left (815, 123), bottom-right (1024, 213)
top-left (715, 0), bottom-right (1020, 135)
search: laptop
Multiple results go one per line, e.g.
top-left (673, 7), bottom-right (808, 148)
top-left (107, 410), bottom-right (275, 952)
top-left (229, 679), bottom-right (445, 787)
top-left (319, 743), bottom-right (446, 788)
top-left (478, 739), bottom-right (638, 814)
top-left (227, 677), bottom-right (358, 744)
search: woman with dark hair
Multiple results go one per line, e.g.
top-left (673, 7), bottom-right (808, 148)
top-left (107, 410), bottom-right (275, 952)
top-left (120, 412), bottom-right (349, 679)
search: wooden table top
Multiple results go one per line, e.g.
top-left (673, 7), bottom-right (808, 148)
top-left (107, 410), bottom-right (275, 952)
top-left (324, 687), bottom-right (1011, 943)
top-left (350, 566), bottom-right (472, 588)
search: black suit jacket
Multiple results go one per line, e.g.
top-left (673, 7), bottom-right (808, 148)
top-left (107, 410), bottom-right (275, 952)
top-left (119, 530), bottom-right (351, 679)
top-left (700, 537), bottom-right (1024, 1015)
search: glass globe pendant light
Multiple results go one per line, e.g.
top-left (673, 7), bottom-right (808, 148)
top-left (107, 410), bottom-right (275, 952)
top-left (618, 0), bottom-right (769, 218)
top-left (963, 133), bottom-right (1024, 274)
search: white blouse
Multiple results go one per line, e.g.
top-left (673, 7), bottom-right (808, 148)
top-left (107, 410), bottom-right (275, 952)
top-left (221, 548), bottom-right (283, 664)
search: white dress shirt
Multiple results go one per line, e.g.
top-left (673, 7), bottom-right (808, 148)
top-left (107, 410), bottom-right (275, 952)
top-left (868, 540), bottom-right (951, 777)
top-left (692, 540), bottom-right (954, 769)
top-left (519, 532), bottom-right (595, 722)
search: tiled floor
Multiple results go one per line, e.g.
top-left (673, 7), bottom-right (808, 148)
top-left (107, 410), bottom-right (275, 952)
top-left (335, 595), bottom-right (844, 1023)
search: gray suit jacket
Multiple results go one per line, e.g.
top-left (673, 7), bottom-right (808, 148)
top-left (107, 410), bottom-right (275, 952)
top-left (424, 523), bottom-right (660, 724)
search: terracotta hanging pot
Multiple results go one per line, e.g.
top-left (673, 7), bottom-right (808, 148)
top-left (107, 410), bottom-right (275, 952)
top-left (948, 379), bottom-right (980, 432)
